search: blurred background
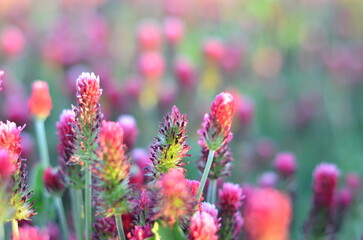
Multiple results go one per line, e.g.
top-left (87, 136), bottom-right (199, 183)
top-left (1, 0), bottom-right (363, 238)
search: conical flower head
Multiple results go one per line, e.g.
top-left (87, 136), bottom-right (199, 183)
top-left (28, 81), bottom-right (52, 120)
top-left (219, 182), bottom-right (243, 215)
top-left (73, 72), bottom-right (103, 166)
top-left (150, 106), bottom-right (190, 176)
top-left (189, 211), bottom-right (218, 240)
top-left (56, 109), bottom-right (83, 188)
top-left (198, 92), bottom-right (235, 151)
top-left (0, 120), bottom-right (24, 158)
top-left (95, 120), bottom-right (130, 217)
top-left (156, 169), bottom-right (194, 226)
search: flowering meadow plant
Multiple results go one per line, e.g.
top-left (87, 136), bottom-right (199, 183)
top-left (0, 0), bottom-right (363, 239)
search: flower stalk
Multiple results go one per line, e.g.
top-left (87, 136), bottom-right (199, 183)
top-left (115, 214), bottom-right (126, 240)
top-left (197, 150), bottom-right (215, 202)
top-left (55, 196), bottom-right (69, 240)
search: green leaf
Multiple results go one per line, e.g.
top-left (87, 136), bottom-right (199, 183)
top-left (150, 221), bottom-right (186, 240)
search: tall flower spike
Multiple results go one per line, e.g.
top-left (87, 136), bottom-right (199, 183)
top-left (150, 106), bottom-right (190, 177)
top-left (72, 72), bottom-right (103, 166)
top-left (0, 121), bottom-right (35, 221)
top-left (156, 169), bottom-right (194, 227)
top-left (198, 92), bottom-right (235, 151)
top-left (304, 163), bottom-right (340, 238)
top-left (189, 211), bottom-right (218, 240)
top-left (28, 81), bottom-right (53, 120)
top-left (56, 109), bottom-right (83, 188)
top-left (218, 182), bottom-right (244, 240)
top-left (95, 120), bottom-right (130, 217)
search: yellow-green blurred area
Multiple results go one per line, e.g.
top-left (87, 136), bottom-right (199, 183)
top-left (1, 0), bottom-right (363, 238)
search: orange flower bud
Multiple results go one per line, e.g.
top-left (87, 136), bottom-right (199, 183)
top-left (28, 81), bottom-right (52, 119)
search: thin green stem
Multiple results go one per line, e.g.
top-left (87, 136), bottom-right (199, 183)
top-left (197, 150), bottom-right (215, 201)
top-left (85, 167), bottom-right (92, 240)
top-left (115, 214), bottom-right (126, 240)
top-left (34, 118), bottom-right (50, 167)
top-left (55, 196), bottom-right (70, 240)
top-left (11, 220), bottom-right (19, 239)
top-left (0, 223), bottom-right (4, 240)
top-left (71, 189), bottom-right (83, 240)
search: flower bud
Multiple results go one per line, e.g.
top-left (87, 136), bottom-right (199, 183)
top-left (203, 38), bottom-right (224, 63)
top-left (43, 167), bottom-right (65, 195)
top-left (175, 58), bottom-right (196, 89)
top-left (313, 163), bottom-right (339, 208)
top-left (28, 81), bottom-right (52, 120)
top-left (137, 20), bottom-right (161, 52)
top-left (164, 17), bottom-right (184, 45)
top-left (1, 26), bottom-right (25, 58)
top-left (273, 152), bottom-right (296, 178)
top-left (139, 52), bottom-right (165, 81)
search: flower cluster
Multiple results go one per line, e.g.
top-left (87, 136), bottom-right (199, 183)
top-left (150, 106), bottom-right (190, 177)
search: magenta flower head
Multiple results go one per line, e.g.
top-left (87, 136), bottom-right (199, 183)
top-left (56, 109), bottom-right (83, 188)
top-left (72, 72), bottom-right (103, 167)
top-left (0, 70), bottom-right (3, 91)
top-left (156, 169), bottom-right (194, 227)
top-left (118, 114), bottom-right (139, 150)
top-left (219, 182), bottom-right (243, 215)
top-left (95, 120), bottom-right (130, 217)
top-left (93, 217), bottom-right (117, 240)
top-left (137, 19), bottom-right (161, 52)
top-left (198, 92), bottom-right (235, 151)
top-left (150, 106), bottom-right (190, 177)
top-left (12, 226), bottom-right (49, 240)
top-left (273, 152), bottom-right (296, 178)
top-left (43, 167), bottom-right (65, 196)
top-left (313, 163), bottom-right (340, 208)
top-left (189, 211), bottom-right (218, 240)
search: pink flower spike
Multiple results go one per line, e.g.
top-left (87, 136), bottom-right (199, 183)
top-left (43, 167), bottom-right (65, 195)
top-left (28, 81), bottom-right (53, 120)
top-left (313, 163), bottom-right (340, 208)
top-left (201, 202), bottom-right (220, 230)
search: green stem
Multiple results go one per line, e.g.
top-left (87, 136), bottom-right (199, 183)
top-left (34, 118), bottom-right (50, 167)
top-left (210, 179), bottom-right (217, 204)
top-left (55, 197), bottom-right (70, 240)
top-left (197, 150), bottom-right (215, 201)
top-left (0, 223), bottom-right (4, 240)
top-left (115, 214), bottom-right (126, 240)
top-left (12, 220), bottom-right (19, 239)
top-left (85, 167), bottom-right (92, 240)
top-left (71, 189), bottom-right (83, 240)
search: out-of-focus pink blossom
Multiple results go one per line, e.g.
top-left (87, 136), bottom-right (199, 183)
top-left (203, 38), bottom-right (224, 63)
top-left (0, 70), bottom-right (3, 91)
top-left (252, 47), bottom-right (283, 78)
top-left (244, 188), bottom-right (292, 240)
top-left (137, 20), bottom-right (161, 52)
top-left (12, 226), bottom-right (49, 240)
top-left (258, 171), bottom-right (279, 188)
top-left (1, 26), bottom-right (25, 57)
top-left (164, 17), bottom-right (184, 45)
top-left (118, 114), bottom-right (139, 150)
top-left (273, 152), bottom-right (296, 178)
top-left (139, 52), bottom-right (165, 81)
top-left (0, 149), bottom-right (16, 181)
top-left (28, 81), bottom-right (53, 120)
top-left (201, 202), bottom-right (220, 230)
top-left (175, 58), bottom-right (196, 89)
